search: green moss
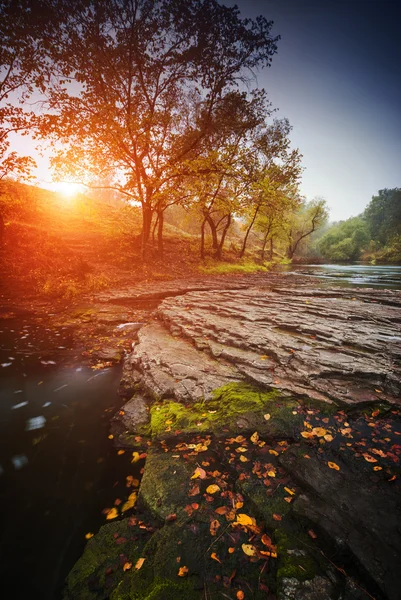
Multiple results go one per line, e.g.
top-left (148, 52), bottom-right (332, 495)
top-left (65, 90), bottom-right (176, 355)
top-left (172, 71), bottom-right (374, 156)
top-left (149, 383), bottom-right (301, 439)
top-left (275, 530), bottom-right (319, 582)
top-left (238, 478), bottom-right (292, 529)
top-left (198, 261), bottom-right (269, 275)
top-left (64, 519), bottom-right (144, 600)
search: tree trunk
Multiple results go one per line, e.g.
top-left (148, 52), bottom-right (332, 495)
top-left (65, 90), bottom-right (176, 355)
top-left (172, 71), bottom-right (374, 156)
top-left (157, 208), bottom-right (164, 257)
top-left (216, 213), bottom-right (231, 259)
top-left (141, 204), bottom-right (153, 259)
top-left (269, 237), bottom-right (274, 261)
top-left (152, 213), bottom-right (159, 244)
top-left (239, 205), bottom-right (259, 258)
top-left (206, 214), bottom-right (218, 250)
top-left (200, 219), bottom-right (206, 259)
top-left (0, 211), bottom-right (4, 252)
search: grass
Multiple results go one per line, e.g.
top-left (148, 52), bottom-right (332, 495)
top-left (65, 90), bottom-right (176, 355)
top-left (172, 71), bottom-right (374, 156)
top-left (198, 259), bottom-right (270, 275)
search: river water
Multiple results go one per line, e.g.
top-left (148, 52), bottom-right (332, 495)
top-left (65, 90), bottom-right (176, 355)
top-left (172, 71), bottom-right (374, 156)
top-left (0, 309), bottom-right (143, 600)
top-left (289, 263), bottom-right (401, 289)
top-left (0, 264), bottom-right (400, 599)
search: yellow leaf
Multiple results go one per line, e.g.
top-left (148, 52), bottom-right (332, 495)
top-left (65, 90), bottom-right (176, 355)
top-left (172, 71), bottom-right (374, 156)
top-left (235, 514), bottom-right (256, 527)
top-left (131, 451), bottom-right (140, 463)
top-left (239, 455), bottom-right (248, 462)
top-left (263, 414), bottom-right (271, 421)
top-left (269, 449), bottom-right (278, 456)
top-left (250, 431), bottom-right (259, 444)
top-left (135, 558), bottom-right (145, 570)
top-left (123, 562), bottom-right (132, 571)
top-left (178, 565), bottom-right (189, 576)
top-left (362, 453), bottom-right (377, 463)
top-left (324, 434), bottom-right (334, 442)
top-left (210, 552), bottom-right (222, 563)
top-left (312, 427), bottom-right (327, 437)
top-left (85, 532), bottom-right (94, 540)
top-left (121, 492), bottom-right (137, 512)
top-left (284, 487), bottom-right (295, 496)
top-left (206, 484), bottom-right (220, 494)
top-left (236, 446), bottom-right (248, 453)
top-left (328, 462), bottom-right (340, 471)
top-left (241, 543), bottom-right (257, 556)
top-left (106, 507), bottom-right (119, 520)
top-left (267, 470), bottom-right (276, 477)
top-left (373, 466), bottom-right (382, 471)
top-left (108, 434), bottom-right (114, 440)
top-left (300, 431), bottom-right (314, 439)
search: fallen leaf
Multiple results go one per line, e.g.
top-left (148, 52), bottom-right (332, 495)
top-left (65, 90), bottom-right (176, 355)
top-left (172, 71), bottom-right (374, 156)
top-left (135, 558), bottom-right (145, 570)
top-left (308, 529), bottom-right (318, 539)
top-left (191, 467), bottom-right (207, 479)
top-left (121, 492), bottom-right (137, 513)
top-left (131, 451), bottom-right (140, 463)
top-left (239, 455), bottom-right (248, 462)
top-left (373, 466), bottom-right (382, 471)
top-left (241, 544), bottom-right (257, 556)
top-left (211, 552), bottom-right (222, 563)
top-left (235, 514), bottom-right (255, 527)
top-left (328, 462), bottom-right (340, 471)
top-left (188, 483), bottom-right (200, 496)
top-left (106, 507), bottom-right (119, 520)
top-left (272, 513), bottom-right (282, 521)
top-left (250, 431), bottom-right (259, 444)
top-left (263, 414), bottom-right (271, 421)
top-left (123, 562), bottom-right (132, 571)
top-left (237, 592), bottom-right (245, 600)
top-left (228, 547), bottom-right (235, 554)
top-left (178, 566), bottom-right (189, 577)
top-left (117, 450), bottom-right (125, 455)
top-left (269, 449), bottom-right (278, 456)
top-left (362, 453), bottom-right (377, 463)
top-left (85, 532), bottom-right (94, 540)
top-left (165, 513), bottom-right (177, 522)
top-left (284, 487), bottom-right (295, 496)
top-left (210, 519), bottom-right (220, 536)
top-left (324, 434), bottom-right (334, 442)
top-left (301, 431), bottom-right (314, 439)
top-left (312, 427), bottom-right (327, 437)
top-left (215, 506), bottom-right (228, 515)
top-left (108, 434), bottom-right (114, 440)
top-left (206, 484), bottom-right (220, 494)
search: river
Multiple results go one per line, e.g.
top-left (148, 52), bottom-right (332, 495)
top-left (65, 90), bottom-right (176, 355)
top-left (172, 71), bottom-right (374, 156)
top-left (0, 308), bottom-right (143, 600)
top-left (0, 264), bottom-right (399, 599)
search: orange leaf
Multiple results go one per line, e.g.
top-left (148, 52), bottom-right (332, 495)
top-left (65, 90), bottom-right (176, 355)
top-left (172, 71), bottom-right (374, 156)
top-left (373, 466), bottom-right (382, 471)
top-left (228, 547), bottom-right (235, 554)
top-left (237, 592), bottom-right (245, 600)
top-left (308, 529), bottom-right (317, 539)
top-left (272, 513), bottom-right (282, 521)
top-left (84, 532), bottom-right (94, 540)
top-left (191, 467), bottom-right (207, 479)
top-left (362, 453), bottom-right (377, 463)
top-left (215, 506), bottom-right (228, 515)
top-left (178, 566), bottom-right (189, 577)
top-left (210, 519), bottom-right (220, 536)
top-left (211, 552), bottom-right (222, 563)
top-left (123, 562), bottom-right (132, 571)
top-left (328, 462), bottom-right (340, 470)
top-left (135, 558), bottom-right (145, 570)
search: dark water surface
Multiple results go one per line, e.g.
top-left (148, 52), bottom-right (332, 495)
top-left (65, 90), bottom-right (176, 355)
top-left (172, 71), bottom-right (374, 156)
top-left (0, 310), bottom-right (141, 600)
top-left (289, 263), bottom-right (401, 289)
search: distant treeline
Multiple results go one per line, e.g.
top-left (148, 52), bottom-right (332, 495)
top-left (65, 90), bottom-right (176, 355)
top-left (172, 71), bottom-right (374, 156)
top-left (317, 188), bottom-right (401, 263)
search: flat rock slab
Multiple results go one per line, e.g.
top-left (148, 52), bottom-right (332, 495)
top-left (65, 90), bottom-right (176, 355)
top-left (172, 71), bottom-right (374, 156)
top-left (154, 285), bottom-right (401, 406)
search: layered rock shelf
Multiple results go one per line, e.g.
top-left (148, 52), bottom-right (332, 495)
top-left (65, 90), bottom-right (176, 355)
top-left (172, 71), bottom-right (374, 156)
top-left (65, 275), bottom-right (401, 600)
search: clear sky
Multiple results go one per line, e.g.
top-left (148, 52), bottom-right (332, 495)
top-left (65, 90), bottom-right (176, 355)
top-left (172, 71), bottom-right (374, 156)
top-left (9, 0), bottom-right (401, 222)
top-left (231, 0), bottom-right (401, 221)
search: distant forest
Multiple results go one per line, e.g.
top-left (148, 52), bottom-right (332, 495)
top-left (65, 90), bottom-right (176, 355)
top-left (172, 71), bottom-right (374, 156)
top-left (314, 188), bottom-right (401, 263)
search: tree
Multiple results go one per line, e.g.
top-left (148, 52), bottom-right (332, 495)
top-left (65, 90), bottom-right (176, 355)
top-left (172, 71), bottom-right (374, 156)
top-left (38, 0), bottom-right (279, 258)
top-left (318, 216), bottom-right (369, 262)
top-left (364, 188), bottom-right (401, 246)
top-left (238, 118), bottom-right (302, 258)
top-left (285, 198), bottom-right (328, 259)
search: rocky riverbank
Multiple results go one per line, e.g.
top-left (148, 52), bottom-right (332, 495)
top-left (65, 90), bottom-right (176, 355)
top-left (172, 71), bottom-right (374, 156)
top-left (62, 273), bottom-right (401, 600)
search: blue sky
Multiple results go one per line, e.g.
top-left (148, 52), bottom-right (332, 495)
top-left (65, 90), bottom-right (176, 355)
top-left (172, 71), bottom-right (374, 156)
top-left (232, 0), bottom-right (401, 220)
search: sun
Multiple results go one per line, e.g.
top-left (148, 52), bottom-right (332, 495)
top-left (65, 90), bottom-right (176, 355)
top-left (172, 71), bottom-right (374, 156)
top-left (52, 181), bottom-right (83, 197)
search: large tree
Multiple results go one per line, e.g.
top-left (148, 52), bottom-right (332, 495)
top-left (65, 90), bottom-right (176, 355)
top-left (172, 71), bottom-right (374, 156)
top-left (38, 0), bottom-right (279, 257)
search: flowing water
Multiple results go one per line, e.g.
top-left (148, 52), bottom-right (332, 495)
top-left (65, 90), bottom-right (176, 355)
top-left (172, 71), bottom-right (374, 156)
top-left (289, 263), bottom-right (401, 289)
top-left (0, 308), bottom-right (143, 600)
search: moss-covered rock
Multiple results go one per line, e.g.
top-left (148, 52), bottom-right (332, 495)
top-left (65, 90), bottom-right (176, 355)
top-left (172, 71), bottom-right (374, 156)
top-left (64, 520), bottom-right (145, 600)
top-left (138, 449), bottom-right (194, 520)
top-left (149, 382), bottom-right (302, 439)
top-left (275, 530), bottom-right (319, 582)
top-left (237, 476), bottom-right (292, 530)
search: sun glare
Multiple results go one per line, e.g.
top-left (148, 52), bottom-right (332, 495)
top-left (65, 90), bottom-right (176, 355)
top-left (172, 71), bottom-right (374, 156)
top-left (52, 181), bottom-right (83, 198)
